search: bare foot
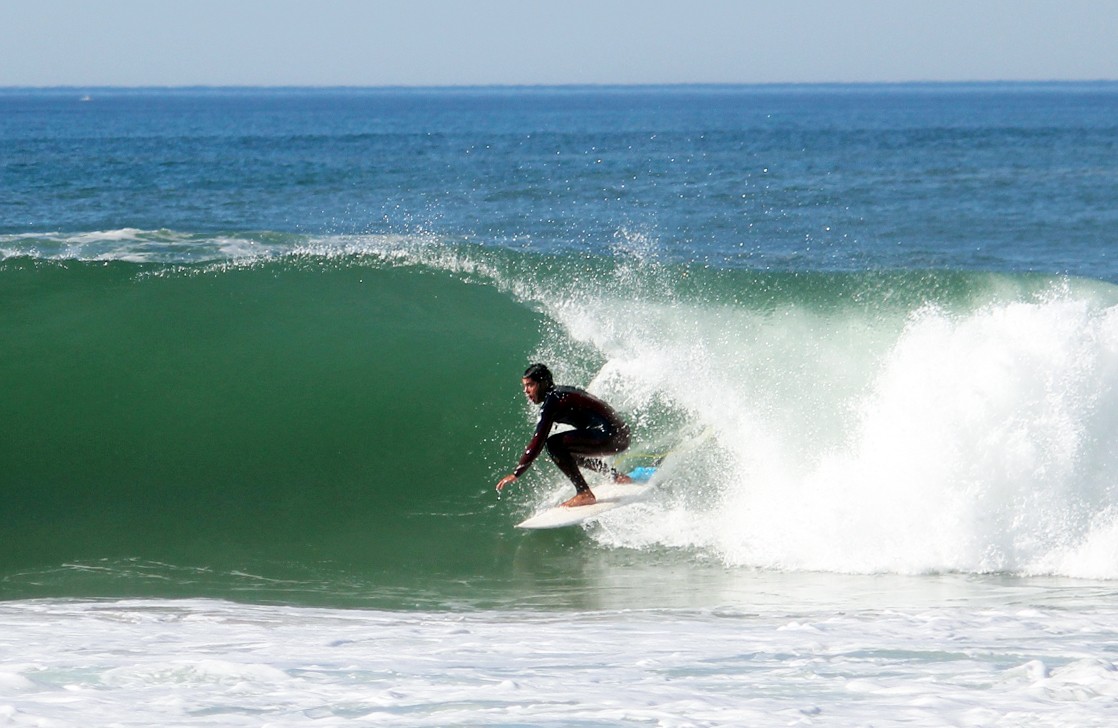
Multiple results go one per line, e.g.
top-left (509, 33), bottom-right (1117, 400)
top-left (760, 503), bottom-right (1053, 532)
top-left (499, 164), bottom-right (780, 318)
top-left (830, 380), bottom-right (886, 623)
top-left (561, 491), bottom-right (597, 508)
top-left (613, 473), bottom-right (634, 484)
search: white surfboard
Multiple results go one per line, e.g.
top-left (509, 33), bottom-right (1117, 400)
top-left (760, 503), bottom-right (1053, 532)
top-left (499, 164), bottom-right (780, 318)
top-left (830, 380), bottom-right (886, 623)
top-left (515, 482), bottom-right (652, 530)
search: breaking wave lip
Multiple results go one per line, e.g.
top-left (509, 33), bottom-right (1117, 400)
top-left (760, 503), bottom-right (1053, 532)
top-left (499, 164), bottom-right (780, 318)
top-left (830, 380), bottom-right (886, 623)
top-left (0, 230), bottom-right (525, 302)
top-left (0, 228), bottom-right (267, 264)
top-left (0, 229), bottom-right (583, 315)
top-left (0, 229), bottom-right (457, 266)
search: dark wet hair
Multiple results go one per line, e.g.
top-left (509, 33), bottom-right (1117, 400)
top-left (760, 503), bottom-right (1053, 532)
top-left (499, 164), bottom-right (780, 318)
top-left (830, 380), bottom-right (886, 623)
top-left (523, 363), bottom-right (554, 390)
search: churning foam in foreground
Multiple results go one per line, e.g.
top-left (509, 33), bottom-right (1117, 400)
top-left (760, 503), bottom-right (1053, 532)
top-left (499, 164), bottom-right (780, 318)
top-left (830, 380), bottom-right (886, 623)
top-left (540, 275), bottom-right (1118, 579)
top-left (5, 596), bottom-right (1118, 727)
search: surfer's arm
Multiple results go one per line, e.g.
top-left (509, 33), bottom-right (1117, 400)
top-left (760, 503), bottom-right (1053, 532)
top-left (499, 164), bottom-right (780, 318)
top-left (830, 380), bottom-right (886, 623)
top-left (513, 409), bottom-right (553, 477)
top-left (496, 401), bottom-right (555, 492)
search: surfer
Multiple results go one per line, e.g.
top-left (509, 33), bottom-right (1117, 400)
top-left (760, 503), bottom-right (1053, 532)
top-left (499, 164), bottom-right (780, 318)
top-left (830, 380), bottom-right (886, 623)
top-left (496, 363), bottom-right (632, 507)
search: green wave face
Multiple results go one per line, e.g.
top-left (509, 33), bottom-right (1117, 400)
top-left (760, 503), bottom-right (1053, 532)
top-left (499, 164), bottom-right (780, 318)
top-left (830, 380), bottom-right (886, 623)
top-left (1, 257), bottom-right (540, 579)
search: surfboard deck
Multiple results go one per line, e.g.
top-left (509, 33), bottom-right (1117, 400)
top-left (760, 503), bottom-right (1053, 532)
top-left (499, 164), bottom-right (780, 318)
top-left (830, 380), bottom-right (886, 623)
top-left (515, 482), bottom-right (652, 530)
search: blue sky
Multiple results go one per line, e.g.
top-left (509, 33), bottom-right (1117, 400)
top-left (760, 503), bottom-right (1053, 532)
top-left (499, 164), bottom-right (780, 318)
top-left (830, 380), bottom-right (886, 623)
top-left (4, 0), bottom-right (1116, 86)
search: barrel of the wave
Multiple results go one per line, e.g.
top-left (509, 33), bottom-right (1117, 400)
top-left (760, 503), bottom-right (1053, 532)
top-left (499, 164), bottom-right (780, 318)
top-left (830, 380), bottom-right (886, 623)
top-left (0, 253), bottom-right (543, 584)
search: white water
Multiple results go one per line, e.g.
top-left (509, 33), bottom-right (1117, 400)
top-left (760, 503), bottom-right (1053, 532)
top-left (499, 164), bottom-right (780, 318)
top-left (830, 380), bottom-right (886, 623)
top-left (545, 276), bottom-right (1118, 580)
top-left (3, 589), bottom-right (1117, 727)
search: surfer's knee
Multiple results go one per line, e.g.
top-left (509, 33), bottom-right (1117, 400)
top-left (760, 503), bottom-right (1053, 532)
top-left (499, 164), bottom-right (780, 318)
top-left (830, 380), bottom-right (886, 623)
top-left (545, 433), bottom-right (570, 462)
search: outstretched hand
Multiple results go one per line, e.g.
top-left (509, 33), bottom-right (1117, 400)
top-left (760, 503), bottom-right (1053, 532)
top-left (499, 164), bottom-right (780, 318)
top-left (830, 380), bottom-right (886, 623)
top-left (496, 474), bottom-right (517, 493)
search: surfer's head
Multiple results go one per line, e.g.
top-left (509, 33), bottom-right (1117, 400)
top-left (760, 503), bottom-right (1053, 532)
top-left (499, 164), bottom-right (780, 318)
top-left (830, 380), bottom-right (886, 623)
top-left (522, 363), bottom-right (554, 404)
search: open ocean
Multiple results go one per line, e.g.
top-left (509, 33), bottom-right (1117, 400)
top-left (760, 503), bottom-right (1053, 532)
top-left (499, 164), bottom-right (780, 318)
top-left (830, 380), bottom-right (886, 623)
top-left (3, 84), bottom-right (1118, 725)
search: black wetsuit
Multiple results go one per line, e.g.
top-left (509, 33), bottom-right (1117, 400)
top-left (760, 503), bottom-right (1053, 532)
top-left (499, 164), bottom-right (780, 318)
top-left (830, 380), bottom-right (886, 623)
top-left (513, 385), bottom-right (631, 493)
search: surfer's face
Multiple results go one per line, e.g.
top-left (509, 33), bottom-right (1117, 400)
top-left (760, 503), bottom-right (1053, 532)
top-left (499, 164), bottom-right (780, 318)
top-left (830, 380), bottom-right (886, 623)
top-left (522, 377), bottom-right (545, 404)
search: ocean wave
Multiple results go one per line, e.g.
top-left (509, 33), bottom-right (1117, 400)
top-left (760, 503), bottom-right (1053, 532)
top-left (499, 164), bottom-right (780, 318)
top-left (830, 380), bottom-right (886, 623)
top-left (4, 240), bottom-right (1118, 586)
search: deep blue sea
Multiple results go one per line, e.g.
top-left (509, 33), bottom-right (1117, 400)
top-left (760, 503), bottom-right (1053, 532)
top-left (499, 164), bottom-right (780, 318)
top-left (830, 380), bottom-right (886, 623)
top-left (3, 84), bottom-right (1118, 725)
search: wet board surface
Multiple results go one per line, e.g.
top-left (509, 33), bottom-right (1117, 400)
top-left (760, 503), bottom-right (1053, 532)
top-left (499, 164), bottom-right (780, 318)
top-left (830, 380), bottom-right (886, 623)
top-left (515, 482), bottom-right (653, 530)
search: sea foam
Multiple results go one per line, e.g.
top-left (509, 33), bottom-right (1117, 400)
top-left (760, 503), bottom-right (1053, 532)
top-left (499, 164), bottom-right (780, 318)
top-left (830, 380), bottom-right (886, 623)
top-left (539, 270), bottom-right (1118, 579)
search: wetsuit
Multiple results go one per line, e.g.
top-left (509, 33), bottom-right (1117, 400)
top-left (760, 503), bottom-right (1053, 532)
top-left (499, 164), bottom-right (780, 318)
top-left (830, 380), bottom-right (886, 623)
top-left (513, 385), bottom-right (631, 494)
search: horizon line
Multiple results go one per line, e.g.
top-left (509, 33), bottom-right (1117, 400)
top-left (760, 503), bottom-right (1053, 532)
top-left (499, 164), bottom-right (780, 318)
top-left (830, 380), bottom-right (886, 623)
top-left (3, 79), bottom-right (1118, 92)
